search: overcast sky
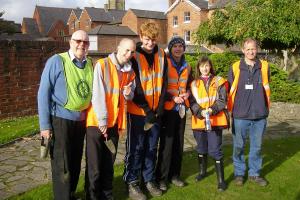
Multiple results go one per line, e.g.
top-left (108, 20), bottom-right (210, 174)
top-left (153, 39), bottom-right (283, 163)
top-left (1, 0), bottom-right (169, 23)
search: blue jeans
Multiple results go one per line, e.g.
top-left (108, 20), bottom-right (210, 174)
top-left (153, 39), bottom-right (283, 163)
top-left (232, 118), bottom-right (267, 177)
top-left (123, 113), bottom-right (160, 183)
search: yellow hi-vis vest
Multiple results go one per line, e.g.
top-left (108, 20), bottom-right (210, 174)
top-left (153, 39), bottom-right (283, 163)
top-left (164, 57), bottom-right (190, 110)
top-left (227, 60), bottom-right (270, 112)
top-left (127, 49), bottom-right (165, 116)
top-left (86, 57), bottom-right (135, 133)
top-left (191, 76), bottom-right (228, 130)
top-left (59, 52), bottom-right (93, 111)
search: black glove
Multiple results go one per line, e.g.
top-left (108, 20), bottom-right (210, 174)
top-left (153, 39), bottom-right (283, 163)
top-left (145, 110), bottom-right (157, 124)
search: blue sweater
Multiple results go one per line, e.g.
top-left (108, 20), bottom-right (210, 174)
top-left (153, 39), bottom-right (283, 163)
top-left (38, 53), bottom-right (87, 131)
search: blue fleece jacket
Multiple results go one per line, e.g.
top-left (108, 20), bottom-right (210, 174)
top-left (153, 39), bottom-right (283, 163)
top-left (37, 52), bottom-right (87, 131)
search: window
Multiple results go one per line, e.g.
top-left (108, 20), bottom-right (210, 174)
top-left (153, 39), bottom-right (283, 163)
top-left (184, 12), bottom-right (190, 23)
top-left (173, 16), bottom-right (178, 27)
top-left (58, 30), bottom-right (64, 37)
top-left (184, 30), bottom-right (191, 43)
top-left (86, 19), bottom-right (90, 27)
top-left (72, 21), bottom-right (75, 30)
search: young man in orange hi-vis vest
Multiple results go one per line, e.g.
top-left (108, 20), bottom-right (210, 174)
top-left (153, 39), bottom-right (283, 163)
top-left (156, 36), bottom-right (192, 192)
top-left (85, 38), bottom-right (136, 200)
top-left (228, 38), bottom-right (270, 187)
top-left (123, 22), bottom-right (168, 200)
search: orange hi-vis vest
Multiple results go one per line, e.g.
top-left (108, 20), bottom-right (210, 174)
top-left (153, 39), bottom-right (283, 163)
top-left (227, 60), bottom-right (270, 112)
top-left (191, 76), bottom-right (228, 130)
top-left (127, 48), bottom-right (165, 116)
top-left (164, 57), bottom-right (190, 110)
top-left (86, 57), bottom-right (135, 132)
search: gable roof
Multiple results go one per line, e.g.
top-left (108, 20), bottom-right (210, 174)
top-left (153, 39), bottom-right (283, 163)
top-left (35, 6), bottom-right (73, 35)
top-left (22, 18), bottom-right (40, 35)
top-left (166, 0), bottom-right (233, 14)
top-left (130, 9), bottom-right (166, 20)
top-left (84, 7), bottom-right (126, 23)
top-left (73, 8), bottom-right (82, 19)
top-left (88, 25), bottom-right (137, 36)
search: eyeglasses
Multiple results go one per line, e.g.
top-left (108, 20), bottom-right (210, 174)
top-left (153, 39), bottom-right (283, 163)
top-left (72, 39), bottom-right (90, 45)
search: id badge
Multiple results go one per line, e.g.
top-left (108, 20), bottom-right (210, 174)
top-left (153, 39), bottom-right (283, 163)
top-left (245, 84), bottom-right (253, 90)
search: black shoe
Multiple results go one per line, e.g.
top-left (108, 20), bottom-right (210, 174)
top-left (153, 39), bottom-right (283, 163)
top-left (196, 154), bottom-right (207, 182)
top-left (146, 181), bottom-right (162, 197)
top-left (171, 176), bottom-right (185, 187)
top-left (249, 176), bottom-right (268, 186)
top-left (128, 183), bottom-right (147, 200)
top-left (215, 160), bottom-right (227, 191)
top-left (159, 180), bottom-right (167, 191)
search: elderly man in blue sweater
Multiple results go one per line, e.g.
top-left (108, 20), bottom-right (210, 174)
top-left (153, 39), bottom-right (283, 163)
top-left (38, 30), bottom-right (93, 200)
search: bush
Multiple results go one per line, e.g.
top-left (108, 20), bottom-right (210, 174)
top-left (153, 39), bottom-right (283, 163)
top-left (185, 53), bottom-right (300, 104)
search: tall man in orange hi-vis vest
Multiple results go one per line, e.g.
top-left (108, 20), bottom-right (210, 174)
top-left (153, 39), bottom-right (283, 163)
top-left (85, 38), bottom-right (136, 200)
top-left (228, 38), bottom-right (271, 187)
top-left (123, 22), bottom-right (168, 200)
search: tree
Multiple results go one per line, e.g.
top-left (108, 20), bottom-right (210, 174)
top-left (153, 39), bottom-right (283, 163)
top-left (0, 11), bottom-right (18, 35)
top-left (195, 0), bottom-right (300, 78)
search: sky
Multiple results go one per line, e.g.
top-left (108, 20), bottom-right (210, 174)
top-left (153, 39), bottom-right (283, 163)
top-left (0, 0), bottom-right (169, 24)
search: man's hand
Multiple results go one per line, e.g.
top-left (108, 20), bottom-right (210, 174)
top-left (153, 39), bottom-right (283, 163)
top-left (179, 91), bottom-right (190, 100)
top-left (173, 96), bottom-right (184, 104)
top-left (99, 125), bottom-right (107, 134)
top-left (123, 82), bottom-right (132, 96)
top-left (40, 130), bottom-right (51, 139)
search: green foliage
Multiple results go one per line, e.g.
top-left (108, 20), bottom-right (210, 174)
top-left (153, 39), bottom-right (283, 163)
top-left (195, 0), bottom-right (300, 51)
top-left (209, 52), bottom-right (240, 77)
top-left (269, 63), bottom-right (300, 103)
top-left (0, 115), bottom-right (39, 145)
top-left (0, 11), bottom-right (18, 35)
top-left (10, 137), bottom-right (300, 200)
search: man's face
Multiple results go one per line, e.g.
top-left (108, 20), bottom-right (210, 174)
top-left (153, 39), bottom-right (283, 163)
top-left (140, 35), bottom-right (156, 53)
top-left (242, 41), bottom-right (257, 62)
top-left (70, 31), bottom-right (90, 61)
top-left (170, 43), bottom-right (184, 60)
top-left (117, 40), bottom-right (136, 64)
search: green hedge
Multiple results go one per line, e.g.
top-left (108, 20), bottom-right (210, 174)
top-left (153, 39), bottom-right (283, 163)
top-left (185, 53), bottom-right (300, 104)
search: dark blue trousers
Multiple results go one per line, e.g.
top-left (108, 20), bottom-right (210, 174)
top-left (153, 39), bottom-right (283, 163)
top-left (193, 129), bottom-right (223, 160)
top-left (123, 113), bottom-right (160, 184)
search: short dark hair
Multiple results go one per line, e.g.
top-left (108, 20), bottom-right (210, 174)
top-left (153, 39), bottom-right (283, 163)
top-left (194, 56), bottom-right (215, 79)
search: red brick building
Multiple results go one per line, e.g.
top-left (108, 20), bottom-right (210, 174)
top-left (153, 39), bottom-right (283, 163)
top-left (122, 9), bottom-right (167, 44)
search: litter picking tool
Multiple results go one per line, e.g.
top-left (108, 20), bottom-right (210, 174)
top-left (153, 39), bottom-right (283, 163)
top-left (104, 133), bottom-right (116, 154)
top-left (144, 122), bottom-right (154, 131)
top-left (40, 136), bottom-right (51, 159)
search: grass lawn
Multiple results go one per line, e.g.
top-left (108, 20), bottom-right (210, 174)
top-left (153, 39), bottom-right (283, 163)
top-left (0, 115), bottom-right (39, 145)
top-left (9, 136), bottom-right (300, 200)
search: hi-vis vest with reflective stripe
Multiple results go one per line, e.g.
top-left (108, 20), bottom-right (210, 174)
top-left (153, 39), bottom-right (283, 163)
top-left (191, 76), bottom-right (228, 130)
top-left (227, 60), bottom-right (270, 112)
top-left (59, 52), bottom-right (93, 111)
top-left (86, 57), bottom-right (135, 132)
top-left (127, 48), bottom-right (165, 116)
top-left (164, 57), bottom-right (190, 110)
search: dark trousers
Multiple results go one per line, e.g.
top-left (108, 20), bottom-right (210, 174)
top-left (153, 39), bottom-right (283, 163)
top-left (123, 113), bottom-right (160, 184)
top-left (85, 126), bottom-right (119, 200)
top-left (156, 110), bottom-right (185, 181)
top-left (193, 129), bottom-right (223, 160)
top-left (50, 116), bottom-right (86, 200)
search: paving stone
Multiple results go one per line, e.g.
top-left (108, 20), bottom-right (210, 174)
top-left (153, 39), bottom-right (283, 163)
top-left (6, 175), bottom-right (23, 183)
top-left (19, 165), bottom-right (34, 171)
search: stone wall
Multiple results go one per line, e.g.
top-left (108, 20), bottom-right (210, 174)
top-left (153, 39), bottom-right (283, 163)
top-left (0, 40), bottom-right (69, 119)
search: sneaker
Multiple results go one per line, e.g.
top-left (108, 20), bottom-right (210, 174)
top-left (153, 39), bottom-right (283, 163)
top-left (171, 176), bottom-right (185, 187)
top-left (234, 176), bottom-right (244, 186)
top-left (249, 176), bottom-right (268, 186)
top-left (128, 183), bottom-right (147, 200)
top-left (159, 180), bottom-right (167, 191)
top-left (146, 181), bottom-right (162, 197)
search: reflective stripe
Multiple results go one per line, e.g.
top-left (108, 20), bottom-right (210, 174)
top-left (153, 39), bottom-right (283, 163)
top-left (106, 87), bottom-right (120, 94)
top-left (104, 58), bottom-right (111, 86)
top-left (264, 84), bottom-right (270, 90)
top-left (144, 87), bottom-right (162, 95)
top-left (167, 88), bottom-right (179, 94)
top-left (168, 78), bottom-right (178, 83)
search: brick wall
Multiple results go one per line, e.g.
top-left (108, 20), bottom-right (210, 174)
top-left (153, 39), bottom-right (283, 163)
top-left (98, 35), bottom-right (139, 54)
top-left (0, 40), bottom-right (69, 119)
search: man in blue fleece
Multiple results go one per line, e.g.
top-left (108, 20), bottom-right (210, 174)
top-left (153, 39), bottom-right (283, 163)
top-left (38, 30), bottom-right (93, 200)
